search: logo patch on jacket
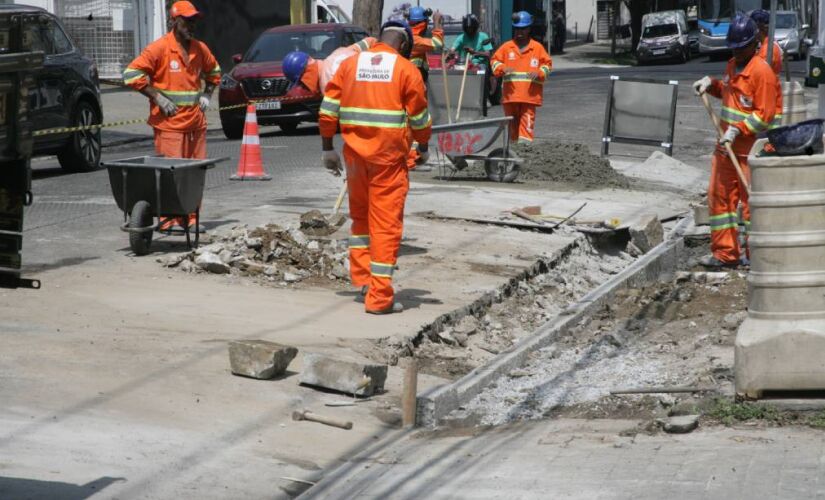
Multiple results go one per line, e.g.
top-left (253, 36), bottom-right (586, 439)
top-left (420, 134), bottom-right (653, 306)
top-left (508, 51), bottom-right (516, 60)
top-left (356, 52), bottom-right (397, 82)
top-left (738, 95), bottom-right (753, 108)
top-left (530, 58), bottom-right (539, 68)
top-left (170, 60), bottom-right (180, 72)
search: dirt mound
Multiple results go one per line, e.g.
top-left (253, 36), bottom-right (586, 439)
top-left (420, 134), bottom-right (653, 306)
top-left (513, 140), bottom-right (631, 189)
top-left (158, 223), bottom-right (350, 286)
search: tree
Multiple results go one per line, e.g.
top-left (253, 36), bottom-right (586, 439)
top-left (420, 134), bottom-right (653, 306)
top-left (353, 0), bottom-right (385, 37)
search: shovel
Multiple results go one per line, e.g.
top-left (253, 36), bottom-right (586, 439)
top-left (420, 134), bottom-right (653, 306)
top-left (700, 92), bottom-right (751, 197)
top-left (326, 179), bottom-right (348, 229)
top-left (455, 52), bottom-right (472, 122)
top-left (441, 51), bottom-right (453, 124)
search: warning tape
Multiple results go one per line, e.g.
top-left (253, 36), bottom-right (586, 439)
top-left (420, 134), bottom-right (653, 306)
top-left (31, 94), bottom-right (317, 137)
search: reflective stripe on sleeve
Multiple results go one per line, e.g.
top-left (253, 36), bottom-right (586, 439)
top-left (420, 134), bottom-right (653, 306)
top-left (540, 65), bottom-right (552, 78)
top-left (349, 234), bottom-right (370, 249)
top-left (123, 68), bottom-right (147, 84)
top-left (207, 65), bottom-right (221, 76)
top-left (770, 114), bottom-right (783, 129)
top-left (370, 261), bottom-right (395, 278)
top-left (408, 108), bottom-right (431, 130)
top-left (432, 37), bottom-right (443, 50)
top-left (410, 57), bottom-right (425, 68)
top-left (319, 96), bottom-right (341, 117)
top-left (744, 112), bottom-right (769, 133)
top-left (491, 61), bottom-right (503, 71)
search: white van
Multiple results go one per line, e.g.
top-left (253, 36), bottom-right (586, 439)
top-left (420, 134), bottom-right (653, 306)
top-left (636, 10), bottom-right (690, 65)
top-left (314, 1), bottom-right (352, 24)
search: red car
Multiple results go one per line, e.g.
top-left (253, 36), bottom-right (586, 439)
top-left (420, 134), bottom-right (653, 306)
top-left (218, 23), bottom-right (369, 138)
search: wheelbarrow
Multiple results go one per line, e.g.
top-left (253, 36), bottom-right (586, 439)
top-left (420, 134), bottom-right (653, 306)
top-left (432, 116), bottom-right (523, 182)
top-left (103, 156), bottom-right (228, 256)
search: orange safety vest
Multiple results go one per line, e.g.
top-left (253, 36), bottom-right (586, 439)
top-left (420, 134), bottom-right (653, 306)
top-left (410, 23), bottom-right (444, 69)
top-left (491, 39), bottom-right (552, 106)
top-left (758, 36), bottom-right (783, 75)
top-left (319, 42), bottom-right (432, 166)
top-left (708, 55), bottom-right (781, 156)
top-left (123, 32), bottom-right (221, 132)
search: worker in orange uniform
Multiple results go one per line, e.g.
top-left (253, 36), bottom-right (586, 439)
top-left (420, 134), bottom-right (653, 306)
top-left (319, 19), bottom-right (431, 315)
top-left (122, 1), bottom-right (220, 233)
top-left (407, 6), bottom-right (443, 84)
top-left (750, 9), bottom-right (783, 75)
top-left (693, 14), bottom-right (780, 268)
top-left (491, 11), bottom-right (552, 144)
top-left (282, 37), bottom-right (378, 95)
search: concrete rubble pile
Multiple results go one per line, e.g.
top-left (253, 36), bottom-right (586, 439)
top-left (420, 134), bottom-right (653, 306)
top-left (157, 215), bottom-right (349, 285)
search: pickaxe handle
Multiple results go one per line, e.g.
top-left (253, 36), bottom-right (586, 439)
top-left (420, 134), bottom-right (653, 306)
top-left (292, 410), bottom-right (353, 430)
top-left (700, 92), bottom-right (752, 198)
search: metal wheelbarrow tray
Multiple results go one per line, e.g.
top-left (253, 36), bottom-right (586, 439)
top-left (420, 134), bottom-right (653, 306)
top-left (432, 116), bottom-right (523, 182)
top-left (103, 156), bottom-right (227, 256)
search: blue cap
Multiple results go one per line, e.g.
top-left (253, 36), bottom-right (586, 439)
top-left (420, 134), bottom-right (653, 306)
top-left (512, 11), bottom-right (533, 28)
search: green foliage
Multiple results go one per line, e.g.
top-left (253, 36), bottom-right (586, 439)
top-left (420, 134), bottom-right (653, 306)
top-left (706, 397), bottom-right (781, 426)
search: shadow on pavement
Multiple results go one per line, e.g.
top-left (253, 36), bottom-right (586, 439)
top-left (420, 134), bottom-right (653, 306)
top-left (0, 476), bottom-right (125, 500)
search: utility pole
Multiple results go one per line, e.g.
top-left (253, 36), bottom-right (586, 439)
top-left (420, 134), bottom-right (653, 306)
top-left (820, 0), bottom-right (825, 118)
top-left (767, 0), bottom-right (777, 65)
top-left (352, 0), bottom-right (385, 36)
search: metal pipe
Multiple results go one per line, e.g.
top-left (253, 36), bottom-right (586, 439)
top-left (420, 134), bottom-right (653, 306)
top-left (767, 0), bottom-right (777, 65)
top-left (819, 0), bottom-right (825, 118)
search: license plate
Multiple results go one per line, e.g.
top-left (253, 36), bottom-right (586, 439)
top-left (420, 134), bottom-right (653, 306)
top-left (652, 49), bottom-right (666, 55)
top-left (256, 100), bottom-right (281, 111)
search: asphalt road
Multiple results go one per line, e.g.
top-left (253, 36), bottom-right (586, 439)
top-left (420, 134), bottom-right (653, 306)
top-left (21, 54), bottom-right (809, 272)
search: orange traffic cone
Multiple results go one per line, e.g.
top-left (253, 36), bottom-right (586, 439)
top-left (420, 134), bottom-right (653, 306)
top-left (231, 103), bottom-right (271, 181)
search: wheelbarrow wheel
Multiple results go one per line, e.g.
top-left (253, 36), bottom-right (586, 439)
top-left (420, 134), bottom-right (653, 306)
top-left (129, 200), bottom-right (153, 256)
top-left (484, 148), bottom-right (520, 183)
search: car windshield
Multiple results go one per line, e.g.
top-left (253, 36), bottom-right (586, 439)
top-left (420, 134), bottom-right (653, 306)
top-left (776, 13), bottom-right (797, 29)
top-left (643, 23), bottom-right (679, 38)
top-left (244, 31), bottom-right (338, 62)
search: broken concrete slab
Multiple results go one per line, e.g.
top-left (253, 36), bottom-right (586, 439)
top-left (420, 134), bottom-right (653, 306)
top-left (661, 414), bottom-right (699, 434)
top-left (629, 214), bottom-right (664, 254)
top-left (299, 353), bottom-right (388, 397)
top-left (195, 252), bottom-right (230, 274)
top-left (693, 203), bottom-right (709, 226)
top-left (228, 340), bottom-right (298, 379)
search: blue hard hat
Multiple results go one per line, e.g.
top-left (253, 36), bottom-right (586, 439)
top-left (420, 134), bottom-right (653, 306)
top-left (512, 11), bottom-right (533, 28)
top-left (408, 6), bottom-right (427, 23)
top-left (750, 9), bottom-right (770, 26)
top-left (283, 51), bottom-right (309, 84)
top-left (727, 14), bottom-right (758, 49)
top-left (381, 18), bottom-right (414, 58)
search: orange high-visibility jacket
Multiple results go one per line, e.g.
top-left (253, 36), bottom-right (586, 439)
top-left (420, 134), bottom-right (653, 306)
top-left (319, 42), bottom-right (432, 166)
top-left (708, 55), bottom-right (781, 156)
top-left (123, 32), bottom-right (221, 132)
top-left (491, 39), bottom-right (552, 106)
top-left (410, 23), bottom-right (444, 69)
top-left (758, 36), bottom-right (783, 75)
top-left (302, 37), bottom-right (378, 95)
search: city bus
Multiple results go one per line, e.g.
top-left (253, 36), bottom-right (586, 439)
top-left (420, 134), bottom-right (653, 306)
top-left (698, 0), bottom-right (806, 58)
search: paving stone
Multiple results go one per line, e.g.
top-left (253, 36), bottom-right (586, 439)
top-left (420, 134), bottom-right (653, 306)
top-left (693, 203), bottom-right (709, 226)
top-left (299, 353), bottom-right (388, 397)
top-left (228, 340), bottom-right (298, 379)
top-left (629, 214), bottom-right (664, 253)
top-left (661, 414), bottom-right (699, 434)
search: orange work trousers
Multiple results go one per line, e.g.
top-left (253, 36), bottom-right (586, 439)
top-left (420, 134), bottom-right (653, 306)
top-left (503, 102), bottom-right (536, 144)
top-left (344, 146), bottom-right (409, 313)
top-left (709, 149), bottom-right (750, 263)
top-left (154, 128), bottom-right (206, 230)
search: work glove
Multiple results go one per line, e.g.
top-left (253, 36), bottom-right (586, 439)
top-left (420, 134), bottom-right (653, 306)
top-left (720, 126), bottom-right (740, 146)
top-left (198, 93), bottom-right (211, 112)
top-left (416, 148), bottom-right (430, 165)
top-left (693, 76), bottom-right (712, 96)
top-left (322, 150), bottom-right (343, 177)
top-left (153, 93), bottom-right (178, 117)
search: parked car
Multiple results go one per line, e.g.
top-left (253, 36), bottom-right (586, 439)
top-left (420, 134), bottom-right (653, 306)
top-left (427, 22), bottom-right (502, 107)
top-left (0, 4), bottom-right (102, 172)
top-left (218, 23), bottom-right (367, 138)
top-left (636, 10), bottom-right (690, 65)
top-left (774, 10), bottom-right (809, 61)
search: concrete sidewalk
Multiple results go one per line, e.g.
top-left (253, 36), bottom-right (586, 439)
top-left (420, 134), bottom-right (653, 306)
top-left (304, 418), bottom-right (825, 499)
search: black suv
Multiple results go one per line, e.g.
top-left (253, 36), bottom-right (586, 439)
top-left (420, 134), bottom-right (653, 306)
top-left (1, 4), bottom-right (102, 172)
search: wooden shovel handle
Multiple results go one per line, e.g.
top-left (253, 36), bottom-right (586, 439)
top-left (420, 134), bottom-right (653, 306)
top-left (700, 92), bottom-right (751, 197)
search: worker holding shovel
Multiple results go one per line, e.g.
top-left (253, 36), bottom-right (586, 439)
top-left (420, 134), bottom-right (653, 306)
top-left (693, 14), bottom-right (781, 268)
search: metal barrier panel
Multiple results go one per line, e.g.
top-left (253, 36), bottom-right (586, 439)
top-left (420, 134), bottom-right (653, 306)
top-left (55, 0), bottom-right (137, 79)
top-left (426, 70), bottom-right (486, 126)
top-left (602, 76), bottom-right (678, 156)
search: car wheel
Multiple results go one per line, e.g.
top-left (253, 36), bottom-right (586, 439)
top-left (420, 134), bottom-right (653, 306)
top-left (279, 123), bottom-right (299, 134)
top-left (220, 112), bottom-right (244, 139)
top-left (57, 100), bottom-right (101, 173)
